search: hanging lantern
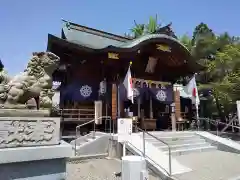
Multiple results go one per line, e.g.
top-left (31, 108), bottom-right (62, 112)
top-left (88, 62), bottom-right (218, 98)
top-left (99, 79), bottom-right (107, 94)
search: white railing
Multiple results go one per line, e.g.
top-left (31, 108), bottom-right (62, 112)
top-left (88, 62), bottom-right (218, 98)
top-left (73, 117), bottom-right (172, 176)
top-left (74, 116), bottom-right (112, 156)
top-left (133, 126), bottom-right (172, 176)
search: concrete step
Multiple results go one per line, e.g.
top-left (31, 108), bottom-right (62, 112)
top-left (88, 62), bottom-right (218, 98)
top-left (74, 137), bottom-right (99, 150)
top-left (150, 139), bottom-right (206, 146)
top-left (72, 135), bottom-right (99, 146)
top-left (165, 145), bottom-right (217, 156)
top-left (145, 135), bottom-right (203, 144)
top-left (149, 138), bottom-right (206, 146)
top-left (146, 131), bottom-right (196, 137)
top-left (156, 142), bottom-right (210, 151)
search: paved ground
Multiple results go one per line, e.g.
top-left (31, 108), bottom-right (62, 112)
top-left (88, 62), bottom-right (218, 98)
top-left (67, 158), bottom-right (161, 180)
top-left (174, 150), bottom-right (240, 180)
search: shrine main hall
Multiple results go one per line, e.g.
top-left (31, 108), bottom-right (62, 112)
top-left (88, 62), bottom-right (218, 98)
top-left (47, 20), bottom-right (203, 136)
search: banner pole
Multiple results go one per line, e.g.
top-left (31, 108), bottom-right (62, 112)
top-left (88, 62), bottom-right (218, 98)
top-left (196, 103), bottom-right (199, 130)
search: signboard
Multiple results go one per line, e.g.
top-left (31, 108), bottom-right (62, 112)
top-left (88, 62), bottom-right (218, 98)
top-left (108, 52), bottom-right (119, 59)
top-left (237, 101), bottom-right (240, 124)
top-left (117, 118), bottom-right (133, 142)
top-left (156, 44), bottom-right (171, 52)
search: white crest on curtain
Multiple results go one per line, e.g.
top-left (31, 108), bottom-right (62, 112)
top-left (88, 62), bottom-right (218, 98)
top-left (80, 85), bottom-right (92, 97)
top-left (156, 89), bottom-right (167, 101)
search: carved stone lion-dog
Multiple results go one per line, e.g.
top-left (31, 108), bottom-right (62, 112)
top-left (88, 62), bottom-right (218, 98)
top-left (0, 52), bottom-right (60, 109)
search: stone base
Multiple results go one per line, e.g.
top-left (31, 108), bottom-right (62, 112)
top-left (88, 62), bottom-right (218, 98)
top-left (0, 109), bottom-right (50, 117)
top-left (0, 141), bottom-right (72, 180)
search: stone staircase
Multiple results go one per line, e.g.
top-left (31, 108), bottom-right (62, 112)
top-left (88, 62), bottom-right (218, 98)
top-left (144, 131), bottom-right (216, 156)
top-left (142, 131), bottom-right (240, 180)
top-left (70, 132), bottom-right (110, 156)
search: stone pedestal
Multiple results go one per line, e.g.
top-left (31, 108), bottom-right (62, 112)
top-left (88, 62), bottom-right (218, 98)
top-left (0, 141), bottom-right (72, 180)
top-left (0, 109), bottom-right (72, 180)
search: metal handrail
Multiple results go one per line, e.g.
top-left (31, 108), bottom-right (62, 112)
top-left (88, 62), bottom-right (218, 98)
top-left (60, 108), bottom-right (94, 110)
top-left (196, 117), bottom-right (240, 136)
top-left (127, 141), bottom-right (171, 177)
top-left (74, 116), bottom-right (112, 156)
top-left (198, 117), bottom-right (240, 128)
top-left (134, 126), bottom-right (172, 175)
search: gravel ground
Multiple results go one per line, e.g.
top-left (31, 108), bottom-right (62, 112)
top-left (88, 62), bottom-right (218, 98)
top-left (66, 158), bottom-right (161, 180)
top-left (174, 150), bottom-right (240, 180)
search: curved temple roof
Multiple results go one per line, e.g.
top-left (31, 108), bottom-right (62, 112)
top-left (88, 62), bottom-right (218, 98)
top-left (59, 20), bottom-right (190, 53)
top-left (114, 34), bottom-right (188, 50)
top-left (48, 20), bottom-right (205, 80)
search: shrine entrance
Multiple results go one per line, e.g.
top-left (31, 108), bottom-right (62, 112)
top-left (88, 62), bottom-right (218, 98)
top-left (119, 78), bottom-right (173, 130)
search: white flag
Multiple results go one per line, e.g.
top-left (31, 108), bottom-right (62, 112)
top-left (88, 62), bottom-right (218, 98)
top-left (123, 66), bottom-right (134, 103)
top-left (186, 74), bottom-right (200, 105)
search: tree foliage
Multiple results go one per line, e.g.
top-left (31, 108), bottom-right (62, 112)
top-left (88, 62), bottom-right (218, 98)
top-left (128, 15), bottom-right (161, 38)
top-left (179, 23), bottom-right (240, 118)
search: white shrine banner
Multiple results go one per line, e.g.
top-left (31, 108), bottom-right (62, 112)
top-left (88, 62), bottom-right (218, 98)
top-left (237, 101), bottom-right (240, 125)
top-left (95, 101), bottom-right (102, 124)
top-left (123, 65), bottom-right (134, 103)
top-left (117, 118), bottom-right (133, 142)
top-left (186, 75), bottom-right (200, 105)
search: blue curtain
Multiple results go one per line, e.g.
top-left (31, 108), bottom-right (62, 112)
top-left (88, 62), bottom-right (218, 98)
top-left (61, 81), bottom-right (98, 102)
top-left (119, 83), bottom-right (173, 104)
top-left (119, 84), bottom-right (148, 101)
top-left (148, 85), bottom-right (173, 104)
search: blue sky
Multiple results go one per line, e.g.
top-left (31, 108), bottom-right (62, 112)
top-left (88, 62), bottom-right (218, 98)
top-left (0, 0), bottom-right (239, 75)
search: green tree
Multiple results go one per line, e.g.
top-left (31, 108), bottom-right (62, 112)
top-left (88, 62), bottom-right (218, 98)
top-left (129, 15), bottom-right (161, 38)
top-left (180, 23), bottom-right (240, 119)
top-left (179, 34), bottom-right (192, 51)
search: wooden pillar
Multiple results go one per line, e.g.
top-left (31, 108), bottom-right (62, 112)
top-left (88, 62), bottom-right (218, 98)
top-left (173, 85), bottom-right (182, 131)
top-left (172, 85), bottom-right (182, 129)
top-left (111, 83), bottom-right (117, 121)
top-left (174, 89), bottom-right (181, 121)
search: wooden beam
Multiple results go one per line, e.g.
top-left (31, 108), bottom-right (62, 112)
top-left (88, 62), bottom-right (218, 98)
top-left (174, 89), bottom-right (181, 121)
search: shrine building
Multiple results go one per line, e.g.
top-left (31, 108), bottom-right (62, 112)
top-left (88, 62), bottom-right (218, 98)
top-left (47, 20), bottom-right (203, 139)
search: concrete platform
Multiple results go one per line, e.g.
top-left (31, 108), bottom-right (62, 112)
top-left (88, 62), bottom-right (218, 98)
top-left (66, 157), bottom-right (160, 180)
top-left (174, 150), bottom-right (240, 180)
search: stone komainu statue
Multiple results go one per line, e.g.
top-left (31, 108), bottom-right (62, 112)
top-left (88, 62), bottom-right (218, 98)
top-left (0, 52), bottom-right (60, 109)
